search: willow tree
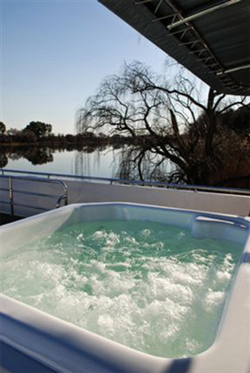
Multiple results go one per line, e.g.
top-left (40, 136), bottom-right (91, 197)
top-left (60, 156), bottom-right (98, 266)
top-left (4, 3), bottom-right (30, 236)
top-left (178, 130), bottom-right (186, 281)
top-left (77, 62), bottom-right (249, 187)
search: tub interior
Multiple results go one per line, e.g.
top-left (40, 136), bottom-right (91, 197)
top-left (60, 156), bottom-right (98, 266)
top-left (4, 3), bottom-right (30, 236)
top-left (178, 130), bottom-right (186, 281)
top-left (1, 203), bottom-right (249, 359)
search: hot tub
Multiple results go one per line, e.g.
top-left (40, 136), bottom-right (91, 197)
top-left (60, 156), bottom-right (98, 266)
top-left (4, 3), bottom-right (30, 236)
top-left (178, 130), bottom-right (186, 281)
top-left (1, 202), bottom-right (250, 373)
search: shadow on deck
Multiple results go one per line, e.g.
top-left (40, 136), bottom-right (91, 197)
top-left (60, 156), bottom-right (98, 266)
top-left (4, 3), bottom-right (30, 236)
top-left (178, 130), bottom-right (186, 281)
top-left (0, 213), bottom-right (23, 226)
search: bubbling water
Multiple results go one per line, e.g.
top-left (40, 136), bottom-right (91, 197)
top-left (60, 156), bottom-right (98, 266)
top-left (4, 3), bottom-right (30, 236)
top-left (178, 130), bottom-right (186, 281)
top-left (2, 220), bottom-right (241, 358)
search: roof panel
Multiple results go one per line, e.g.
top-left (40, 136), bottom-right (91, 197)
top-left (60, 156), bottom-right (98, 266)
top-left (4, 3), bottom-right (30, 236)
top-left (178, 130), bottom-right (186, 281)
top-left (99, 0), bottom-right (250, 95)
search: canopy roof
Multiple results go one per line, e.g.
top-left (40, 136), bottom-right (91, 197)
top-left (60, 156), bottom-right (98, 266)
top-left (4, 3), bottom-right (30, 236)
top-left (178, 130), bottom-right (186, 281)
top-left (99, 0), bottom-right (250, 96)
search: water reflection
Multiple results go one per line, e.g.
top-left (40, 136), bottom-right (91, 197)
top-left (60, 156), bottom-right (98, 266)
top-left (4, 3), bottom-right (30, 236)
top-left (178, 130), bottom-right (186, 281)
top-left (115, 146), bottom-right (172, 182)
top-left (0, 144), bottom-right (120, 179)
top-left (0, 144), bottom-right (101, 169)
top-left (74, 146), bottom-right (103, 176)
top-left (1, 146), bottom-right (54, 167)
top-left (74, 144), bottom-right (173, 182)
top-left (0, 144), bottom-right (172, 182)
top-left (0, 153), bottom-right (8, 168)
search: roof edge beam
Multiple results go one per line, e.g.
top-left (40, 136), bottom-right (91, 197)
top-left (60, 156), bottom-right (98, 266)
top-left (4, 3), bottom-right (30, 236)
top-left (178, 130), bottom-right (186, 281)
top-left (217, 64), bottom-right (250, 76)
top-left (168, 0), bottom-right (241, 30)
top-left (135, 0), bottom-right (153, 4)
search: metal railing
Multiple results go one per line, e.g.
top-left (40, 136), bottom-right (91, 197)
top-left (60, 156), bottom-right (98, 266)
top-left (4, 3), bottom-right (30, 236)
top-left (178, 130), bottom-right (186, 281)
top-left (0, 174), bottom-right (68, 216)
top-left (1, 168), bottom-right (249, 196)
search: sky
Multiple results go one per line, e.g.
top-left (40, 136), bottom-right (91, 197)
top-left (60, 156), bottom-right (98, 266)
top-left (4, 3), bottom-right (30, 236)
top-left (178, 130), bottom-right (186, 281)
top-left (1, 0), bottom-right (187, 135)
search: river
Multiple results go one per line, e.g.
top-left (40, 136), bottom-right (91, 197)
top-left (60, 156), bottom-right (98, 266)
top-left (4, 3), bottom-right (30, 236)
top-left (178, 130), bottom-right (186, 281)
top-left (0, 142), bottom-right (176, 183)
top-left (1, 147), bottom-right (122, 179)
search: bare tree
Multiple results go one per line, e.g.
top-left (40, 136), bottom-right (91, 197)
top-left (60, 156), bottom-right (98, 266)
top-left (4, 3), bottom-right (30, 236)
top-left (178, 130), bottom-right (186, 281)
top-left (77, 61), bottom-right (249, 186)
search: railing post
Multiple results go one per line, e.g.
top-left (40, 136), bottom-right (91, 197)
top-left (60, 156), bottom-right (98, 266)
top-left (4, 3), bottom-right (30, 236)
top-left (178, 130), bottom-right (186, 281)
top-left (9, 177), bottom-right (14, 216)
top-left (66, 189), bottom-right (68, 205)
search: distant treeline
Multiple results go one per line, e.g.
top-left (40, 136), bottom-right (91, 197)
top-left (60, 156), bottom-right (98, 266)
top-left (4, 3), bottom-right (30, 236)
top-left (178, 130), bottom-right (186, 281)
top-left (0, 120), bottom-right (148, 147)
top-left (0, 120), bottom-right (166, 148)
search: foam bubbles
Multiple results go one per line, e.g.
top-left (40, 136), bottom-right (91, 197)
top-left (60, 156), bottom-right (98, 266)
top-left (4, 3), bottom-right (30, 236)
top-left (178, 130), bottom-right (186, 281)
top-left (2, 219), bottom-right (242, 358)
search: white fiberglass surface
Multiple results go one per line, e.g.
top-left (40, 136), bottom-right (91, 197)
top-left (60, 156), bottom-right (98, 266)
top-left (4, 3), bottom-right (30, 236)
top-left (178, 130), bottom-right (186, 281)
top-left (2, 212), bottom-right (244, 358)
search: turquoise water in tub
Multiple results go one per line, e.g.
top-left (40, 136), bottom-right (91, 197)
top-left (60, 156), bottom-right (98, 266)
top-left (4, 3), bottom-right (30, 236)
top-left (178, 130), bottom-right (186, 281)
top-left (2, 220), bottom-right (242, 358)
